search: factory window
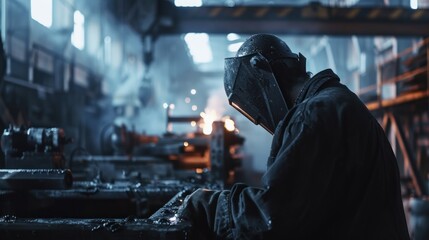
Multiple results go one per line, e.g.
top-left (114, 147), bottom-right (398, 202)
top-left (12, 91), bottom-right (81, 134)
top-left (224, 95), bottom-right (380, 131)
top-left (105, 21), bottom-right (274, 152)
top-left (31, 0), bottom-right (53, 28)
top-left (71, 10), bottom-right (85, 50)
top-left (410, 0), bottom-right (418, 9)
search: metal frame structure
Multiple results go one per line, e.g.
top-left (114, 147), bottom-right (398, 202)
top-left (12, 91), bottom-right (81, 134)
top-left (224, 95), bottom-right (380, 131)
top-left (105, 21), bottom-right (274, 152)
top-left (360, 37), bottom-right (429, 197)
top-left (115, 1), bottom-right (429, 36)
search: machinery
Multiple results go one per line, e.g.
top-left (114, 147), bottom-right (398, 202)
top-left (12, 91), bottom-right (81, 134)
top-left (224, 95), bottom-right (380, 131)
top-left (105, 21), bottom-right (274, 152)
top-left (0, 121), bottom-right (245, 239)
top-left (1, 126), bottom-right (71, 169)
top-left (0, 189), bottom-right (196, 239)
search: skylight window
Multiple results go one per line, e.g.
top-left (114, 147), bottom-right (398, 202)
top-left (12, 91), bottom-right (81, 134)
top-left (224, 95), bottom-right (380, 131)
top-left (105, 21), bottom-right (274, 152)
top-left (31, 0), bottom-right (52, 28)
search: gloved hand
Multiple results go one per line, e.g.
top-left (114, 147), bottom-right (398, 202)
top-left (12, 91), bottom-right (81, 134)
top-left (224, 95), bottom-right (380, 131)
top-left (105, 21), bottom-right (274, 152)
top-left (177, 188), bottom-right (223, 240)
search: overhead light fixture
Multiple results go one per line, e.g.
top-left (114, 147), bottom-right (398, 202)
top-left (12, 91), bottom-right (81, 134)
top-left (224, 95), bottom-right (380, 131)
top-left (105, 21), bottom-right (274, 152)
top-left (227, 33), bottom-right (240, 41)
top-left (228, 42), bottom-right (244, 53)
top-left (184, 33), bottom-right (213, 64)
top-left (71, 10), bottom-right (85, 50)
top-left (174, 0), bottom-right (202, 7)
top-left (163, 103), bottom-right (169, 109)
top-left (190, 89), bottom-right (197, 95)
top-left (192, 105), bottom-right (198, 111)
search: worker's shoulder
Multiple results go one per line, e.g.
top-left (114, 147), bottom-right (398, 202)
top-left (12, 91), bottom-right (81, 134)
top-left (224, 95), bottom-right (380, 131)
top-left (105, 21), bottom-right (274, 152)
top-left (308, 83), bottom-right (363, 109)
top-left (303, 84), bottom-right (353, 109)
top-left (300, 84), bottom-right (371, 124)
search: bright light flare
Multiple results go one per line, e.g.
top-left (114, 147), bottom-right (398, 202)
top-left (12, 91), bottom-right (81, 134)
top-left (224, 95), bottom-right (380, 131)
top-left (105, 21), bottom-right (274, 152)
top-left (169, 215), bottom-right (178, 223)
top-left (223, 117), bottom-right (235, 132)
top-left (203, 126), bottom-right (212, 135)
top-left (200, 110), bottom-right (219, 135)
top-left (200, 112), bottom-right (237, 135)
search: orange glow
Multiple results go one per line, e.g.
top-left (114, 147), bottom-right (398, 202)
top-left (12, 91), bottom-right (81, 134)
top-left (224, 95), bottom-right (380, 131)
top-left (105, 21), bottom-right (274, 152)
top-left (223, 117), bottom-right (235, 132)
top-left (200, 109), bottom-right (219, 135)
top-left (231, 102), bottom-right (256, 123)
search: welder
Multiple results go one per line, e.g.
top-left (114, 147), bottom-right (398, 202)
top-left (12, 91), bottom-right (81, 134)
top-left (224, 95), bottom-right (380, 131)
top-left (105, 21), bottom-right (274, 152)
top-left (179, 33), bottom-right (410, 240)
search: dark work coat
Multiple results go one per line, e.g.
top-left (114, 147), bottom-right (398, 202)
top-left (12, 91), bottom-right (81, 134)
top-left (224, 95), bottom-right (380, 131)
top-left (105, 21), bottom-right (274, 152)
top-left (180, 69), bottom-right (410, 240)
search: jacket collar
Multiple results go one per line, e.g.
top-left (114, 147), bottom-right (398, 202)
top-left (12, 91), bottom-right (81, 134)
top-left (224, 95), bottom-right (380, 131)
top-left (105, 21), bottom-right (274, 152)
top-left (294, 69), bottom-right (340, 105)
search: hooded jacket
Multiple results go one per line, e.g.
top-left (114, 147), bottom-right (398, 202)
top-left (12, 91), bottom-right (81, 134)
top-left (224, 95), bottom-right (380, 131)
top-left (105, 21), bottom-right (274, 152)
top-left (180, 69), bottom-right (410, 240)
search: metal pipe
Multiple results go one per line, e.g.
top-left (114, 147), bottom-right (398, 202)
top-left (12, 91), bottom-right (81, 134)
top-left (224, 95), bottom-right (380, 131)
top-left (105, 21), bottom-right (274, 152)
top-left (0, 169), bottom-right (73, 190)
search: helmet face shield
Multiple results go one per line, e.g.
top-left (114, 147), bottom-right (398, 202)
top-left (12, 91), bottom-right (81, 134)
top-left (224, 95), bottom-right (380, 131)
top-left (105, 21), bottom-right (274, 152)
top-left (224, 53), bottom-right (288, 134)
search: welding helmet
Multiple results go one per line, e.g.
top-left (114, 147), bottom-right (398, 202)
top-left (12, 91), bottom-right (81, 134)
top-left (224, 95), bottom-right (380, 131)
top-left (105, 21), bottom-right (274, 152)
top-left (224, 34), bottom-right (306, 134)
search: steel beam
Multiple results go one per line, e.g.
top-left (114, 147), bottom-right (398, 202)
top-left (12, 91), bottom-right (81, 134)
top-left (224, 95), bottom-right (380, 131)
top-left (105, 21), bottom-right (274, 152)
top-left (157, 2), bottom-right (429, 36)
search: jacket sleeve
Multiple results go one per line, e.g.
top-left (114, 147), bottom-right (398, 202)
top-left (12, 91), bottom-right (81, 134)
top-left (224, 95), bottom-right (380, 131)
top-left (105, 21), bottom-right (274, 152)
top-left (179, 101), bottom-right (344, 239)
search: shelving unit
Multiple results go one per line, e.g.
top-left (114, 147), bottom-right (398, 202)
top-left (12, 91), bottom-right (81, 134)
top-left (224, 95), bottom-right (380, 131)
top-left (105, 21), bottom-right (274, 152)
top-left (359, 37), bottom-right (429, 197)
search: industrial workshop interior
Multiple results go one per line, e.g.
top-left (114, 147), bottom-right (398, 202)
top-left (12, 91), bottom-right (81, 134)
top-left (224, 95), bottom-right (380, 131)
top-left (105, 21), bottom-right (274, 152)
top-left (0, 0), bottom-right (429, 239)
